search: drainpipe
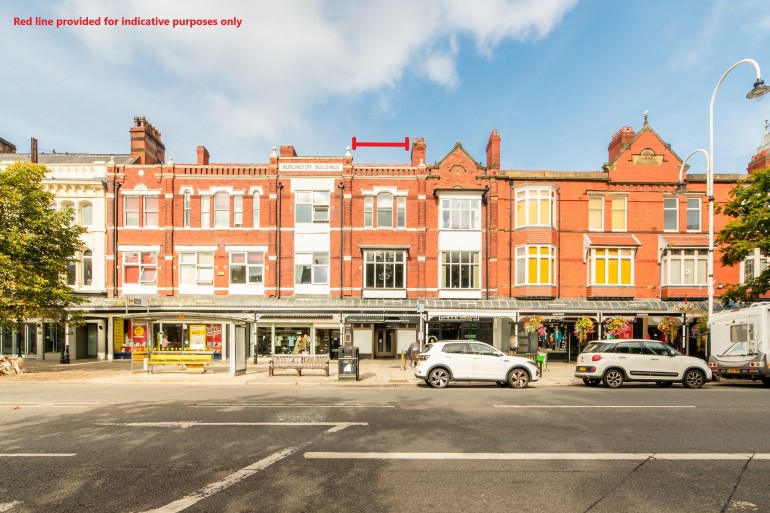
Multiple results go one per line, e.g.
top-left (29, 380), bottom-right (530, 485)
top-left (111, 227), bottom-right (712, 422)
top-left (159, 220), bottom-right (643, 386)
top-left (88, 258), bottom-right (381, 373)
top-left (338, 182), bottom-right (345, 299)
top-left (509, 181), bottom-right (513, 298)
top-left (113, 173), bottom-right (122, 297)
top-left (276, 182), bottom-right (283, 299)
top-left (484, 185), bottom-right (489, 300)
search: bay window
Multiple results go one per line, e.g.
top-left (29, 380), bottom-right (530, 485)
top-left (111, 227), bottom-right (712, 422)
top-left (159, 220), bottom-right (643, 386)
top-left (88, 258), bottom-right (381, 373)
top-left (441, 251), bottom-right (480, 289)
top-left (590, 247), bottom-right (634, 285)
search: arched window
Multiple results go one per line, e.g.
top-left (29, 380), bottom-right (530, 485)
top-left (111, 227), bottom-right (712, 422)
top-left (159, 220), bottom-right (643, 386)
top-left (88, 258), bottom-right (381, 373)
top-left (60, 202), bottom-right (75, 225)
top-left (82, 250), bottom-right (93, 286)
top-left (80, 203), bottom-right (93, 226)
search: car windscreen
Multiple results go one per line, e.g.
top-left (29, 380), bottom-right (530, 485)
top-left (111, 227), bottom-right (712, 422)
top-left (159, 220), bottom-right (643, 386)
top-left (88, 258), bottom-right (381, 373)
top-left (721, 341), bottom-right (756, 356)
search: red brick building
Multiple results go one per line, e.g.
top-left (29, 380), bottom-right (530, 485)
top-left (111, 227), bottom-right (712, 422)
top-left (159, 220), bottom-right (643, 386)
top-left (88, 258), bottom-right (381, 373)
top-left (87, 116), bottom-right (767, 361)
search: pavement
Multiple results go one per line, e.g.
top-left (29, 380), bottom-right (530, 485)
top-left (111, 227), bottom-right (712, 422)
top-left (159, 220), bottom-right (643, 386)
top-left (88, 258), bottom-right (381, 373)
top-left (0, 356), bottom-right (581, 387)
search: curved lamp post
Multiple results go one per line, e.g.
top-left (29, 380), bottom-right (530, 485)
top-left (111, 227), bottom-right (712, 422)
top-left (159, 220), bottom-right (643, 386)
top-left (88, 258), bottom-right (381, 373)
top-left (705, 60), bottom-right (769, 325)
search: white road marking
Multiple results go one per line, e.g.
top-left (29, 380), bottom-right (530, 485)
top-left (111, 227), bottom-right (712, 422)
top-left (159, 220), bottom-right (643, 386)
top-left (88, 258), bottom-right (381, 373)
top-left (140, 446), bottom-right (301, 513)
top-left (191, 403), bottom-right (395, 408)
top-left (304, 452), bottom-right (769, 461)
top-left (493, 405), bottom-right (696, 409)
top-left (0, 454), bottom-right (76, 457)
top-left (0, 501), bottom-right (23, 512)
top-left (653, 454), bottom-right (753, 460)
top-left (0, 402), bottom-right (99, 408)
top-left (101, 421), bottom-right (368, 430)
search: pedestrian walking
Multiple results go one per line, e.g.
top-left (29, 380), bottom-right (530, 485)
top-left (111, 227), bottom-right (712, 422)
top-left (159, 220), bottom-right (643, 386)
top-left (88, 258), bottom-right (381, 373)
top-left (406, 341), bottom-right (419, 368)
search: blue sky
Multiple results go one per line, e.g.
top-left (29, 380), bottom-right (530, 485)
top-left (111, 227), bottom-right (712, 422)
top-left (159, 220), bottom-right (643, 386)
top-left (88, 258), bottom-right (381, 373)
top-left (3, 0), bottom-right (770, 174)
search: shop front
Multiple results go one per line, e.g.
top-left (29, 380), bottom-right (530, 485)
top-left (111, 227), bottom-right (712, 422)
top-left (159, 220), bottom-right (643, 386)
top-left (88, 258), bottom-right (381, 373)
top-left (427, 315), bottom-right (493, 345)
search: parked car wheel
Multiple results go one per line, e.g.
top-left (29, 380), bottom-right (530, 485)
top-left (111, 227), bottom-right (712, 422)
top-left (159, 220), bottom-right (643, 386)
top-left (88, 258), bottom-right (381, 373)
top-left (656, 381), bottom-right (674, 387)
top-left (582, 378), bottom-right (601, 387)
top-left (762, 377), bottom-right (770, 387)
top-left (427, 368), bottom-right (450, 389)
top-left (603, 369), bottom-right (624, 388)
top-left (683, 369), bottom-right (705, 389)
top-left (507, 368), bottom-right (529, 389)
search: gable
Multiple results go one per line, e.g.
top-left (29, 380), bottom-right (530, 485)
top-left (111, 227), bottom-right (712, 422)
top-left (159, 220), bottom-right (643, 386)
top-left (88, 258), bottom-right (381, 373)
top-left (605, 125), bottom-right (685, 184)
top-left (435, 141), bottom-right (481, 177)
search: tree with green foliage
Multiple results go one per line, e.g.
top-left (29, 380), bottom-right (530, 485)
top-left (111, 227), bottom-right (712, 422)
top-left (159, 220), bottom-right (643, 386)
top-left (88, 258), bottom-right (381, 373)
top-left (717, 167), bottom-right (770, 304)
top-left (0, 162), bottom-right (86, 333)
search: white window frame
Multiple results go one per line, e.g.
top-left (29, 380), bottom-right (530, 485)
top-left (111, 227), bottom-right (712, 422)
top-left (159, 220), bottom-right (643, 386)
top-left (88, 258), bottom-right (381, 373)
top-left (179, 251), bottom-right (215, 287)
top-left (611, 196), bottom-right (627, 232)
top-left (663, 197), bottom-right (678, 232)
top-left (364, 197), bottom-right (374, 228)
top-left (515, 245), bottom-right (555, 286)
top-left (252, 193), bottom-right (260, 228)
top-left (294, 252), bottom-right (330, 284)
top-left (214, 192), bottom-right (229, 228)
top-left (363, 250), bottom-right (406, 289)
top-left (80, 202), bottom-right (93, 227)
top-left (124, 197), bottom-right (139, 227)
top-left (440, 198), bottom-right (481, 230)
top-left (440, 251), bottom-right (480, 289)
top-left (81, 249), bottom-right (93, 287)
top-left (183, 191), bottom-right (191, 228)
top-left (295, 191), bottom-right (330, 224)
top-left (376, 192), bottom-right (394, 228)
top-left (229, 251), bottom-right (264, 285)
top-left (588, 196), bottom-right (603, 232)
top-left (200, 195), bottom-right (210, 228)
top-left (662, 248), bottom-right (707, 286)
top-left (589, 247), bottom-right (634, 286)
top-left (686, 197), bottom-right (701, 232)
top-left (742, 249), bottom-right (769, 282)
top-left (123, 251), bottom-right (157, 285)
top-left (143, 196), bottom-right (159, 227)
top-left (233, 195), bottom-right (243, 228)
top-left (515, 187), bottom-right (555, 228)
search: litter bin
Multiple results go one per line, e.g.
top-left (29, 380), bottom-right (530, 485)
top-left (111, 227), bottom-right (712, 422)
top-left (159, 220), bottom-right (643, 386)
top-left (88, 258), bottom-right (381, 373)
top-left (338, 346), bottom-right (359, 381)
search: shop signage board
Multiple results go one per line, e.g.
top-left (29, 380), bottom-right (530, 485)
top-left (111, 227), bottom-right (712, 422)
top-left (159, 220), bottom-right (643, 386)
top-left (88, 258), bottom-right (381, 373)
top-left (113, 318), bottom-right (124, 353)
top-left (189, 325), bottom-right (206, 350)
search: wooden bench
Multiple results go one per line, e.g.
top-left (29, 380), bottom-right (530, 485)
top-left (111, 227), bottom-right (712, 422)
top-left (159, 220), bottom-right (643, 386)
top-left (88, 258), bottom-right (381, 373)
top-left (269, 355), bottom-right (330, 376)
top-left (148, 351), bottom-right (214, 374)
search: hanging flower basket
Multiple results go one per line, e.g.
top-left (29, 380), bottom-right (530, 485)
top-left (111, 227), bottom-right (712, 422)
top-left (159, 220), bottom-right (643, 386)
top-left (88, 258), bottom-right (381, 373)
top-left (657, 316), bottom-right (681, 344)
top-left (573, 316), bottom-right (595, 343)
top-left (691, 315), bottom-right (709, 352)
top-left (605, 316), bottom-right (632, 338)
top-left (523, 316), bottom-right (544, 334)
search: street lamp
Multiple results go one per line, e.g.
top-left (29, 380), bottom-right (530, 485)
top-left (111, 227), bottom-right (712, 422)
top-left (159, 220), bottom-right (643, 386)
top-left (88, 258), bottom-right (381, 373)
top-left (705, 59), bottom-right (769, 326)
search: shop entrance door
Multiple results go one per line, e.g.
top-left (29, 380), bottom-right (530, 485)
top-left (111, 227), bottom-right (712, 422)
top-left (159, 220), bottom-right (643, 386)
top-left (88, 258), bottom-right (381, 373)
top-left (374, 328), bottom-right (394, 358)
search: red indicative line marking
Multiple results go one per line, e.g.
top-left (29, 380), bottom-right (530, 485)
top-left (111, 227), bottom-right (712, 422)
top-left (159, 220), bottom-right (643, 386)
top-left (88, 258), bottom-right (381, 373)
top-left (351, 137), bottom-right (410, 151)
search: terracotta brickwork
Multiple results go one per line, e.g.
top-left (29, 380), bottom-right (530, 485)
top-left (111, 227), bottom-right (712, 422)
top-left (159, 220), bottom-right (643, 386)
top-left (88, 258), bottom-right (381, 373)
top-left (105, 118), bottom-right (750, 302)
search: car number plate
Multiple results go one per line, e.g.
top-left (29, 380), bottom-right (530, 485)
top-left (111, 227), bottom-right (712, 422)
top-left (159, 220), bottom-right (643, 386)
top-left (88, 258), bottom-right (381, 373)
top-left (577, 366), bottom-right (588, 372)
top-left (727, 368), bottom-right (740, 373)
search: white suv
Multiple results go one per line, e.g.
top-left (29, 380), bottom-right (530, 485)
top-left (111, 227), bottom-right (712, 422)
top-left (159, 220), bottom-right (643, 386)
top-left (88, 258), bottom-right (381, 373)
top-left (415, 340), bottom-right (539, 389)
top-left (575, 339), bottom-right (712, 388)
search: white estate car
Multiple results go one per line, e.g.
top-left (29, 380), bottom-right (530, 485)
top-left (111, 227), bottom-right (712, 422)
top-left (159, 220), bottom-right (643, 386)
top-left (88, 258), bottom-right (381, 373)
top-left (574, 339), bottom-right (712, 389)
top-left (414, 340), bottom-right (539, 389)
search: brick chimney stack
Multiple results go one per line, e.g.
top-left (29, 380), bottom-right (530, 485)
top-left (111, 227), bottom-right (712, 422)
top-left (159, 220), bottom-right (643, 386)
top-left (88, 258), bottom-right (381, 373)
top-left (130, 116), bottom-right (165, 165)
top-left (197, 145), bottom-right (210, 165)
top-left (486, 129), bottom-right (501, 169)
top-left (411, 137), bottom-right (426, 167)
top-left (279, 145), bottom-right (297, 157)
top-left (747, 121), bottom-right (770, 174)
top-left (607, 126), bottom-right (635, 162)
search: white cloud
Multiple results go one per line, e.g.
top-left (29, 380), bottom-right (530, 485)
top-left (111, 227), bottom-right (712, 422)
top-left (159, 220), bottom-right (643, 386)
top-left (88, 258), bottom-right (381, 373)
top-left (8, 0), bottom-right (576, 159)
